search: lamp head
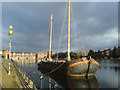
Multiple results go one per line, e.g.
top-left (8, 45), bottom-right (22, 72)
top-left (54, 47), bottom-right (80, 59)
top-left (8, 30), bottom-right (13, 36)
top-left (8, 25), bottom-right (13, 30)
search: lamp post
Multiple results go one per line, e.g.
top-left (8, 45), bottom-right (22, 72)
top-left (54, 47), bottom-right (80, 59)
top-left (8, 25), bottom-right (13, 75)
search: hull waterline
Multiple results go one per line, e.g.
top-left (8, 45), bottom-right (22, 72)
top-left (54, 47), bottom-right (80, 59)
top-left (38, 58), bottom-right (99, 77)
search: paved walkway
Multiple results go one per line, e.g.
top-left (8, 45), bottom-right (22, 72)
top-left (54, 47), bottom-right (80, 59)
top-left (2, 59), bottom-right (22, 88)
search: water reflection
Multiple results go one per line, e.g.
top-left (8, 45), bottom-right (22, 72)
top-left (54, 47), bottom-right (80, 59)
top-left (51, 74), bottom-right (99, 89)
top-left (17, 59), bottom-right (119, 89)
top-left (38, 67), bottom-right (100, 89)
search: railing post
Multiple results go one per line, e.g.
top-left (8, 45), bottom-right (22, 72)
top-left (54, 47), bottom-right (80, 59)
top-left (25, 72), bottom-right (27, 80)
top-left (22, 70), bottom-right (24, 77)
top-left (33, 72), bottom-right (35, 89)
top-left (40, 74), bottom-right (43, 89)
top-left (28, 76), bottom-right (30, 85)
top-left (28, 69), bottom-right (30, 85)
top-left (20, 69), bottom-right (22, 76)
top-left (49, 77), bottom-right (51, 90)
top-left (23, 70), bottom-right (24, 78)
top-left (54, 81), bottom-right (58, 89)
top-left (40, 78), bottom-right (43, 89)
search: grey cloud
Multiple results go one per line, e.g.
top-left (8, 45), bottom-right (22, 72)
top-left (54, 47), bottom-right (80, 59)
top-left (2, 2), bottom-right (118, 52)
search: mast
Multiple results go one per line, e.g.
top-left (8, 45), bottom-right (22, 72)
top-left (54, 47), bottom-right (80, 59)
top-left (49, 14), bottom-right (53, 61)
top-left (68, 0), bottom-right (70, 61)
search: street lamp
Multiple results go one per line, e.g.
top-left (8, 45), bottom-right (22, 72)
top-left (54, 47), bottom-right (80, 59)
top-left (8, 25), bottom-right (13, 75)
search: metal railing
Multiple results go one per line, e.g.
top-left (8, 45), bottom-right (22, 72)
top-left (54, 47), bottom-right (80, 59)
top-left (12, 59), bottom-right (61, 89)
top-left (12, 60), bottom-right (37, 89)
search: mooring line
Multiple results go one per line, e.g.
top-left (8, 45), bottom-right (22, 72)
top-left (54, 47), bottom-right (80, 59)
top-left (44, 62), bottom-right (65, 76)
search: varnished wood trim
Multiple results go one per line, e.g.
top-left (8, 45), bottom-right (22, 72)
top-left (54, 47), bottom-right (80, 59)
top-left (91, 61), bottom-right (99, 66)
top-left (68, 61), bottom-right (89, 68)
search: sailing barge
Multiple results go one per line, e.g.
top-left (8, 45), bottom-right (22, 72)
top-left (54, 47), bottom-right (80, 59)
top-left (38, 0), bottom-right (99, 77)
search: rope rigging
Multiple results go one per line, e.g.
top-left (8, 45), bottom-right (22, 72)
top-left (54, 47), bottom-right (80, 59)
top-left (71, 3), bottom-right (81, 59)
top-left (42, 62), bottom-right (65, 76)
top-left (57, 3), bottom-right (68, 54)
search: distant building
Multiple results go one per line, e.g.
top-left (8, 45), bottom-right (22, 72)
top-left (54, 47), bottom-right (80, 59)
top-left (0, 51), bottom-right (2, 55)
top-left (2, 50), bottom-right (9, 59)
top-left (0, 51), bottom-right (2, 60)
top-left (100, 48), bottom-right (111, 56)
top-left (2, 50), bottom-right (36, 60)
top-left (52, 51), bottom-right (55, 55)
top-left (11, 52), bottom-right (36, 60)
top-left (76, 50), bottom-right (89, 57)
top-left (92, 49), bottom-right (96, 53)
top-left (37, 52), bottom-right (47, 59)
top-left (104, 48), bottom-right (111, 56)
top-left (100, 50), bottom-right (104, 55)
top-left (37, 51), bottom-right (55, 59)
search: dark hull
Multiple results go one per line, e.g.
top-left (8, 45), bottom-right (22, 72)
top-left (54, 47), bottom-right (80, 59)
top-left (38, 59), bottom-right (99, 76)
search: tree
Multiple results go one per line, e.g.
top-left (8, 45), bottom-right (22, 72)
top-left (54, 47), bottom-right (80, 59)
top-left (111, 46), bottom-right (117, 58)
top-left (70, 52), bottom-right (74, 59)
top-left (97, 50), bottom-right (102, 59)
top-left (117, 46), bottom-right (120, 57)
top-left (88, 50), bottom-right (95, 56)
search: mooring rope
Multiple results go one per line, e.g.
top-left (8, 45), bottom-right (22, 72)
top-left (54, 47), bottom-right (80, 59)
top-left (44, 62), bottom-right (65, 76)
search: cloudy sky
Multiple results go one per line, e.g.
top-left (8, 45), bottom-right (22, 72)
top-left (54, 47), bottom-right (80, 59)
top-left (2, 2), bottom-right (118, 53)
